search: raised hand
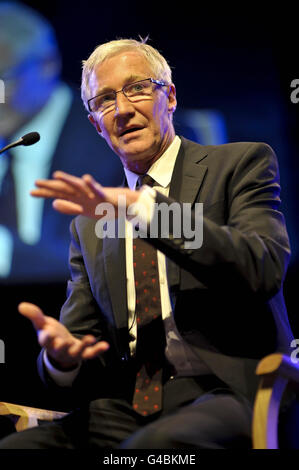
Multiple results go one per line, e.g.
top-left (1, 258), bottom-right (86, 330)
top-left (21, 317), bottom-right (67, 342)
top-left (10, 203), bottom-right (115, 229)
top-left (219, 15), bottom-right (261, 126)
top-left (18, 302), bottom-right (110, 371)
top-left (30, 172), bottom-right (138, 218)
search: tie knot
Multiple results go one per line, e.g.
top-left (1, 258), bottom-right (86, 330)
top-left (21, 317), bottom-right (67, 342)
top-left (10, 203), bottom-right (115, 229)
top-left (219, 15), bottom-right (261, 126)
top-left (137, 174), bottom-right (156, 189)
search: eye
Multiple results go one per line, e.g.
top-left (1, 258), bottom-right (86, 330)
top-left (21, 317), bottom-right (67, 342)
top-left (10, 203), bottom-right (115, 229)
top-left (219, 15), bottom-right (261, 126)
top-left (126, 81), bottom-right (150, 95)
top-left (132, 83), bottom-right (145, 92)
top-left (90, 92), bottom-right (115, 111)
top-left (98, 93), bottom-right (115, 105)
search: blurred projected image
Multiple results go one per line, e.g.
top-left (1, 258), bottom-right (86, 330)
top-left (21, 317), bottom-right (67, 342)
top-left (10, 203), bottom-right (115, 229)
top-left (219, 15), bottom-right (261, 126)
top-left (0, 1), bottom-right (123, 283)
top-left (0, 2), bottom-right (227, 284)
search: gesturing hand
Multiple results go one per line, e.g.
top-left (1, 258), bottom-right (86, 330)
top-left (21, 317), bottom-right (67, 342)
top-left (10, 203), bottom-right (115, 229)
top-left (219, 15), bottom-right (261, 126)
top-left (18, 302), bottom-right (110, 371)
top-left (30, 171), bottom-right (138, 219)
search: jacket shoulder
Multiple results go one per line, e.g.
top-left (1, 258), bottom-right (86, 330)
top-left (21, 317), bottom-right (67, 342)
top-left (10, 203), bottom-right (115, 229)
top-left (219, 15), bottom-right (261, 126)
top-left (180, 136), bottom-right (275, 155)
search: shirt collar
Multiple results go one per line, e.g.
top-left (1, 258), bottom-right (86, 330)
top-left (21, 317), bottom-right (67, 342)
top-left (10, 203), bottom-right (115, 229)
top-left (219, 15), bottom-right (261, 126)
top-left (124, 135), bottom-right (181, 190)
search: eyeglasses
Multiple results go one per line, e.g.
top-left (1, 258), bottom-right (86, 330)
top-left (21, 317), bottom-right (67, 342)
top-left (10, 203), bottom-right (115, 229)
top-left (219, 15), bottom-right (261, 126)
top-left (87, 78), bottom-right (167, 113)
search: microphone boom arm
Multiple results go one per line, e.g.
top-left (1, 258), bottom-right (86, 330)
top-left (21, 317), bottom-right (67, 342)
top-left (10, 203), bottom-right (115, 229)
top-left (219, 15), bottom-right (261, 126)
top-left (0, 132), bottom-right (40, 155)
top-left (0, 138), bottom-right (23, 155)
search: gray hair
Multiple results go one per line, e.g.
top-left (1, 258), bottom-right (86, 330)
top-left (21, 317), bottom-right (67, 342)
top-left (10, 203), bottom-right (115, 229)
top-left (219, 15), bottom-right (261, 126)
top-left (81, 38), bottom-right (173, 112)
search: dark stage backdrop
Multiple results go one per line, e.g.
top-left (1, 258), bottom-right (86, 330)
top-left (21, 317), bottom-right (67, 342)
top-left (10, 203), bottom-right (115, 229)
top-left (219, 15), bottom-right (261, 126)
top-left (0, 1), bottom-right (298, 406)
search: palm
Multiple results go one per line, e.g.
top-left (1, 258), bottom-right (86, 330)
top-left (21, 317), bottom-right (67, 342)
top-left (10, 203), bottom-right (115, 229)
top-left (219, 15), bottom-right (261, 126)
top-left (18, 302), bottom-right (109, 369)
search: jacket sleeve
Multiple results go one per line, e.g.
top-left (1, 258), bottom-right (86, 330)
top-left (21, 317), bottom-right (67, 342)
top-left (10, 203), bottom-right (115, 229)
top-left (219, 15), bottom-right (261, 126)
top-left (36, 219), bottom-right (111, 407)
top-left (59, 218), bottom-right (106, 340)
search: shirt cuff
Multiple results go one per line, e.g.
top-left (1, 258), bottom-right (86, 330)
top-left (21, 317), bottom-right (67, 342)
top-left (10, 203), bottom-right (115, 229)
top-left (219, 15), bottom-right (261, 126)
top-left (43, 350), bottom-right (81, 387)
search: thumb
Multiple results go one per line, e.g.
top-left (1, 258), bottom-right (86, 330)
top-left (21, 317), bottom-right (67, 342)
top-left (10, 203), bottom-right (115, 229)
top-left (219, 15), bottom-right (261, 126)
top-left (18, 302), bottom-right (46, 331)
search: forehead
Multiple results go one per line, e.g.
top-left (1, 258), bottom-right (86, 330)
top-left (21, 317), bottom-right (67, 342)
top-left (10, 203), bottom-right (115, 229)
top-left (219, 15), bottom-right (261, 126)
top-left (88, 51), bottom-right (154, 94)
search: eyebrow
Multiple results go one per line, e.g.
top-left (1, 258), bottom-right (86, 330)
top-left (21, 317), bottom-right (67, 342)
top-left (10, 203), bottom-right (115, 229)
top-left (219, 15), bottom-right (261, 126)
top-left (94, 74), bottom-right (146, 96)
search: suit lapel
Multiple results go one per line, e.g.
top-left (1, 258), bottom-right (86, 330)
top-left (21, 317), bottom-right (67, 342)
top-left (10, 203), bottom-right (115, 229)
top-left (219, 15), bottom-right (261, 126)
top-left (169, 136), bottom-right (208, 203)
top-left (166, 137), bottom-right (208, 288)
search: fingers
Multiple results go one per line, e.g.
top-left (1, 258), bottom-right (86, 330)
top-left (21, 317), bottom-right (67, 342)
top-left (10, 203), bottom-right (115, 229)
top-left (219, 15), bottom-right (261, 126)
top-left (18, 302), bottom-right (46, 330)
top-left (39, 329), bottom-right (109, 360)
top-left (67, 334), bottom-right (96, 357)
top-left (31, 173), bottom-right (95, 201)
top-left (52, 199), bottom-right (83, 215)
top-left (37, 327), bottom-right (78, 358)
top-left (81, 339), bottom-right (110, 360)
top-left (31, 173), bottom-right (104, 209)
top-left (44, 334), bottom-right (110, 368)
top-left (68, 336), bottom-right (109, 360)
top-left (30, 179), bottom-right (77, 199)
top-left (82, 174), bottom-right (105, 198)
top-left (53, 171), bottom-right (95, 199)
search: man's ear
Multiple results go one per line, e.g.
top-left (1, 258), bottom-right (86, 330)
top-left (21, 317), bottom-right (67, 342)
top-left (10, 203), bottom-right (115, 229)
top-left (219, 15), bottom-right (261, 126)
top-left (88, 113), bottom-right (102, 135)
top-left (167, 84), bottom-right (177, 115)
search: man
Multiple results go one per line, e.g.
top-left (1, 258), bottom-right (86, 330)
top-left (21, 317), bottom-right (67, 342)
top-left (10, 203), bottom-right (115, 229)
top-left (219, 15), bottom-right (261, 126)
top-left (0, 38), bottom-right (293, 449)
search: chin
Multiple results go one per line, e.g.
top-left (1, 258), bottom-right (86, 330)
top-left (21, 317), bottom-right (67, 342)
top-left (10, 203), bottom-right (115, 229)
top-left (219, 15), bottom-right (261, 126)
top-left (119, 141), bottom-right (154, 160)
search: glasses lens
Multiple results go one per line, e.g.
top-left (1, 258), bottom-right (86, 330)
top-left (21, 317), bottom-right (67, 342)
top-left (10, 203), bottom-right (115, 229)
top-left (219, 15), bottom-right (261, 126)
top-left (89, 92), bottom-right (115, 112)
top-left (88, 79), bottom-right (159, 112)
top-left (124, 79), bottom-right (153, 99)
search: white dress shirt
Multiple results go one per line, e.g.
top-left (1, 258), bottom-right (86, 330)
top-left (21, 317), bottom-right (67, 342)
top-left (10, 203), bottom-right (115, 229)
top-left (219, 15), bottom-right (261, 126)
top-left (44, 135), bottom-right (210, 386)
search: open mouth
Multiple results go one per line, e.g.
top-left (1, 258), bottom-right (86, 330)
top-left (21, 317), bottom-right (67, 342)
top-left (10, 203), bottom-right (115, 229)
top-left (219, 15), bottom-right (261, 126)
top-left (120, 127), bottom-right (143, 137)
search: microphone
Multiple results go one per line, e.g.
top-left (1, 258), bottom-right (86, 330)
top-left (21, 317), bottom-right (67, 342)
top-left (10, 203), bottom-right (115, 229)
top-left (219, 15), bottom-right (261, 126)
top-left (0, 132), bottom-right (40, 155)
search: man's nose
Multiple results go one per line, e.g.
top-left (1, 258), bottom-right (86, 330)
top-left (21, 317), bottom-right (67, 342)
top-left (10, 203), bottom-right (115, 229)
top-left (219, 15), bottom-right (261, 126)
top-left (114, 91), bottom-right (135, 118)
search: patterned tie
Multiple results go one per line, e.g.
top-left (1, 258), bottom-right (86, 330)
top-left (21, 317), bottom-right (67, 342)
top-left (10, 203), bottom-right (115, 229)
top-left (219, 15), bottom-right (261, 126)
top-left (132, 175), bottom-right (166, 416)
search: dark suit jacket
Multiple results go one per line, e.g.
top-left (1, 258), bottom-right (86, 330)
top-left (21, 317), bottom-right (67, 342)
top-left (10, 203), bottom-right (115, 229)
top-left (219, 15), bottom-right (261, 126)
top-left (38, 137), bottom-right (293, 407)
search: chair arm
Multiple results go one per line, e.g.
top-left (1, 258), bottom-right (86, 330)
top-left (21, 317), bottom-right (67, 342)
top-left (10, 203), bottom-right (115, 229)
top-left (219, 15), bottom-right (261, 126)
top-left (0, 401), bottom-right (68, 432)
top-left (252, 353), bottom-right (299, 449)
top-left (256, 353), bottom-right (299, 382)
